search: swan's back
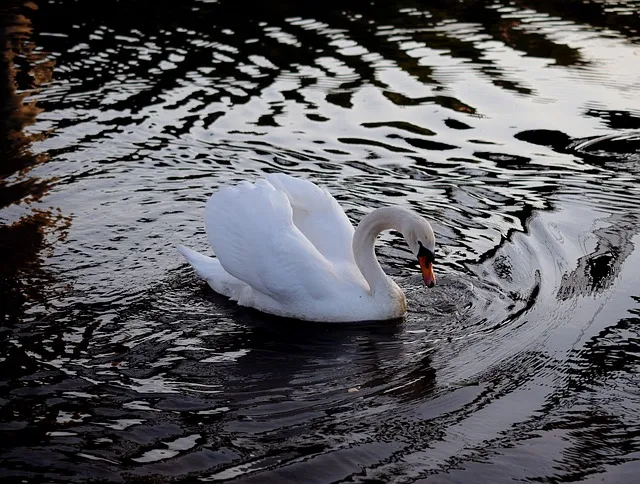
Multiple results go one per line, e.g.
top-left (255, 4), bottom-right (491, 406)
top-left (204, 177), bottom-right (345, 304)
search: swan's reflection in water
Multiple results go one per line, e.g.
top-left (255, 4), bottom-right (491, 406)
top-left (175, 296), bottom-right (434, 404)
top-left (78, 286), bottom-right (440, 479)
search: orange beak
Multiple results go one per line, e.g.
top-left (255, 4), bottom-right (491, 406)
top-left (418, 256), bottom-right (436, 288)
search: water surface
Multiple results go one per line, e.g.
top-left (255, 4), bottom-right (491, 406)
top-left (1, 0), bottom-right (640, 482)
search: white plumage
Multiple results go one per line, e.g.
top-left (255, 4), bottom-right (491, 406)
top-left (178, 174), bottom-right (436, 322)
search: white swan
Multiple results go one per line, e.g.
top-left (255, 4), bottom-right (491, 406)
top-left (178, 174), bottom-right (436, 322)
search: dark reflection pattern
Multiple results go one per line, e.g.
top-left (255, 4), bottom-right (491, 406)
top-left (1, 0), bottom-right (640, 482)
top-left (0, 1), bottom-right (68, 323)
top-left (557, 212), bottom-right (638, 300)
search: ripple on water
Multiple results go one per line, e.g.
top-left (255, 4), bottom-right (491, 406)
top-left (2, 0), bottom-right (640, 482)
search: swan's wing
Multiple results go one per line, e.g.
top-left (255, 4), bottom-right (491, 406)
top-left (205, 179), bottom-right (339, 301)
top-left (265, 173), bottom-right (355, 263)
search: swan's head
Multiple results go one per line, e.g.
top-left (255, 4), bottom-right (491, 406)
top-left (404, 219), bottom-right (436, 288)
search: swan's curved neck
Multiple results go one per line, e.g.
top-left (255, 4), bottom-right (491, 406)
top-left (352, 206), bottom-right (413, 294)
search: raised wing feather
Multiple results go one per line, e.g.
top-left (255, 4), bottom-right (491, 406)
top-left (266, 173), bottom-right (355, 263)
top-left (205, 179), bottom-right (339, 302)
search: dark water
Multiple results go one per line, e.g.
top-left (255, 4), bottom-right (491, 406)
top-left (2, 0), bottom-right (640, 482)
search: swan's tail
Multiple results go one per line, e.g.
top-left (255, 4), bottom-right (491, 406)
top-left (177, 245), bottom-right (245, 300)
top-left (177, 245), bottom-right (218, 280)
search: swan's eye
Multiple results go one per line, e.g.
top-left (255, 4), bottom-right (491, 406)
top-left (417, 241), bottom-right (435, 263)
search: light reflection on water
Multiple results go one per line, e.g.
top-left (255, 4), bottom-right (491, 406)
top-left (1, 0), bottom-right (640, 482)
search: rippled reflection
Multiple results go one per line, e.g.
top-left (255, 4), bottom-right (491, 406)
top-left (1, 0), bottom-right (639, 482)
top-left (0, 1), bottom-right (68, 324)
